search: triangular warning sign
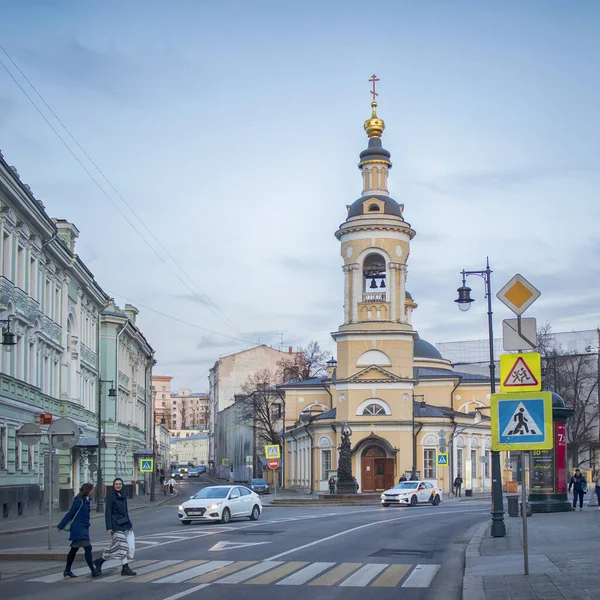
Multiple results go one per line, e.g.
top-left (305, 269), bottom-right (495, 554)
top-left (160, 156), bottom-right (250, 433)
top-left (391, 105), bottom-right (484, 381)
top-left (502, 357), bottom-right (539, 388)
top-left (501, 402), bottom-right (542, 437)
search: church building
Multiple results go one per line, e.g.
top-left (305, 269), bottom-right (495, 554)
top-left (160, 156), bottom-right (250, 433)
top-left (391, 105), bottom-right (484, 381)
top-left (281, 81), bottom-right (501, 495)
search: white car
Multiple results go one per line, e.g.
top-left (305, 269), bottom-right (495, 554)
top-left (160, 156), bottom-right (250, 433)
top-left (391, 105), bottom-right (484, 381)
top-left (381, 481), bottom-right (443, 507)
top-left (178, 485), bottom-right (262, 524)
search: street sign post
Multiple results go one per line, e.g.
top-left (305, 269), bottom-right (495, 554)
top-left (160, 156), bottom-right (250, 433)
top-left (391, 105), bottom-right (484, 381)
top-left (500, 353), bottom-right (541, 392)
top-left (140, 458), bottom-right (154, 473)
top-left (496, 274), bottom-right (541, 316)
top-left (267, 458), bottom-right (280, 497)
top-left (491, 391), bottom-right (553, 451)
top-left (502, 317), bottom-right (537, 351)
top-left (265, 445), bottom-right (280, 459)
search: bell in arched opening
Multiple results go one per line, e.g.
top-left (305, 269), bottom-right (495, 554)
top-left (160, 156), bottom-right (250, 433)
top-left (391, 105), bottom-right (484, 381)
top-left (369, 278), bottom-right (377, 289)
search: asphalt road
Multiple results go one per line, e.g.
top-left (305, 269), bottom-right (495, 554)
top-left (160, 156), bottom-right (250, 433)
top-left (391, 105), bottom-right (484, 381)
top-left (0, 477), bottom-right (489, 600)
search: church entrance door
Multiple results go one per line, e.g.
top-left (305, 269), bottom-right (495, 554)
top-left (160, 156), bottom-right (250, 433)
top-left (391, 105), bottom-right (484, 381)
top-left (361, 446), bottom-right (394, 492)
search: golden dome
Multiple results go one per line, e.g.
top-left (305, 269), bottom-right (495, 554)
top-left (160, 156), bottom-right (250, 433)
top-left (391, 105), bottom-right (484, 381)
top-left (364, 101), bottom-right (385, 138)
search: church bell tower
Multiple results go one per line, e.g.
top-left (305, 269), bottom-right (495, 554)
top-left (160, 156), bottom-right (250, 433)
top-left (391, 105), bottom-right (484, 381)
top-left (332, 75), bottom-right (417, 385)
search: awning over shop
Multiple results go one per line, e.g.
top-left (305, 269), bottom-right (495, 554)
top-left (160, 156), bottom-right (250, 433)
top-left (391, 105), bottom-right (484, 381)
top-left (76, 437), bottom-right (106, 448)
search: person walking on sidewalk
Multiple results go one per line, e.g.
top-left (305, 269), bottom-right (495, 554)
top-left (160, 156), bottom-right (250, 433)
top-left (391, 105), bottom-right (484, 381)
top-left (167, 476), bottom-right (176, 496)
top-left (159, 472), bottom-right (165, 495)
top-left (568, 468), bottom-right (587, 511)
top-left (94, 478), bottom-right (137, 576)
top-left (453, 475), bottom-right (463, 497)
top-left (595, 470), bottom-right (600, 510)
top-left (57, 482), bottom-right (99, 579)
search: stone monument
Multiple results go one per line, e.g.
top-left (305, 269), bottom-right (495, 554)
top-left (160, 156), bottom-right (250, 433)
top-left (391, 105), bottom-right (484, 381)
top-left (336, 423), bottom-right (358, 494)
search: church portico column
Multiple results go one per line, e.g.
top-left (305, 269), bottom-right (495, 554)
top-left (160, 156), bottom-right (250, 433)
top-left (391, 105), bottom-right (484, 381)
top-left (389, 263), bottom-right (403, 322)
top-left (343, 265), bottom-right (352, 323)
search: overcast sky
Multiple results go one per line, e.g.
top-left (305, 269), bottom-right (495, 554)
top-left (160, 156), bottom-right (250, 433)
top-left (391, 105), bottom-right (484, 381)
top-left (1, 1), bottom-right (598, 391)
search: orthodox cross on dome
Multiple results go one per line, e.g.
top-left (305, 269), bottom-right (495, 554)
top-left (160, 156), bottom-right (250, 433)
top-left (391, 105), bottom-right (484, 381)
top-left (369, 74), bottom-right (380, 102)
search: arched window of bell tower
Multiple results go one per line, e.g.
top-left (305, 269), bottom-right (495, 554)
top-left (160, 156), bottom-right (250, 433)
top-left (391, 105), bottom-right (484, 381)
top-left (362, 252), bottom-right (386, 301)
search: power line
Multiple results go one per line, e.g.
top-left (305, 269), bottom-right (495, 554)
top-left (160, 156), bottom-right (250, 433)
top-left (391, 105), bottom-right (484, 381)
top-left (104, 289), bottom-right (253, 345)
top-left (0, 45), bottom-right (242, 336)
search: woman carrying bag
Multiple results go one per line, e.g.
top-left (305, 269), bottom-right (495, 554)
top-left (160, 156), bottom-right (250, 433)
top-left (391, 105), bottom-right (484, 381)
top-left (94, 478), bottom-right (137, 576)
top-left (56, 482), bottom-right (99, 578)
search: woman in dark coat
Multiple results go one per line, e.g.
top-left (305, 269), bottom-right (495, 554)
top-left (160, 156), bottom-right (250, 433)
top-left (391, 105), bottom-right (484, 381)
top-left (57, 482), bottom-right (99, 578)
top-left (94, 478), bottom-right (136, 576)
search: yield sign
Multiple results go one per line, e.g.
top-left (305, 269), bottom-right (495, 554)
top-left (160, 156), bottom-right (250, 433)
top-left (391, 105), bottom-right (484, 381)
top-left (500, 353), bottom-right (541, 392)
top-left (209, 540), bottom-right (271, 552)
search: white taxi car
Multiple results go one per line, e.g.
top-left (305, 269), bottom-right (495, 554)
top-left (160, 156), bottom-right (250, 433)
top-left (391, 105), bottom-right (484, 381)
top-left (178, 485), bottom-right (262, 524)
top-left (381, 481), bottom-right (442, 507)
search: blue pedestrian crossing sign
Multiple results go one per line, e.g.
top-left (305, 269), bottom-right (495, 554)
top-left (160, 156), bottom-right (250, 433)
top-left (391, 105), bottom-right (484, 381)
top-left (491, 391), bottom-right (553, 451)
top-left (139, 458), bottom-right (154, 473)
top-left (436, 453), bottom-right (448, 466)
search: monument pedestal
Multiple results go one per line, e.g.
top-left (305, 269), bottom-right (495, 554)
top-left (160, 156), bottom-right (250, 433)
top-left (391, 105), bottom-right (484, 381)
top-left (336, 478), bottom-right (358, 495)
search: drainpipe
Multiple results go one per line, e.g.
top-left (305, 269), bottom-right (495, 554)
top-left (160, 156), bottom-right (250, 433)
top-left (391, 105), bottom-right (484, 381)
top-left (321, 382), bottom-right (333, 411)
top-left (450, 376), bottom-right (462, 411)
top-left (449, 417), bottom-right (458, 497)
top-left (289, 429), bottom-right (298, 488)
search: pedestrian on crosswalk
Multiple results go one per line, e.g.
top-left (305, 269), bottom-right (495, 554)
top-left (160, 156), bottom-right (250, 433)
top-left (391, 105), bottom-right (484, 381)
top-left (94, 478), bottom-right (137, 576)
top-left (57, 482), bottom-right (99, 579)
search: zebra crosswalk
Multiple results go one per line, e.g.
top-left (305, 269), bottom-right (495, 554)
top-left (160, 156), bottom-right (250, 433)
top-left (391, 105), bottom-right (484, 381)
top-left (28, 559), bottom-right (440, 588)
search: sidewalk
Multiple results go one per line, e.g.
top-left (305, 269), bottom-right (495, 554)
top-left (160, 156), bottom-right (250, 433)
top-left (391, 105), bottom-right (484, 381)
top-left (0, 488), bottom-right (180, 537)
top-left (463, 507), bottom-right (600, 600)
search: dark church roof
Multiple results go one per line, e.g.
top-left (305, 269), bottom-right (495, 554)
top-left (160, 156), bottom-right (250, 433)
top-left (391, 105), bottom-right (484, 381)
top-left (347, 194), bottom-right (404, 218)
top-left (413, 337), bottom-right (444, 361)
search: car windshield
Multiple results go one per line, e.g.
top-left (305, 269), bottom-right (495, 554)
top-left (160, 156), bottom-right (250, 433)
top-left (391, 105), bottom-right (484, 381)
top-left (192, 487), bottom-right (230, 499)
top-left (393, 482), bottom-right (419, 490)
top-left (252, 479), bottom-right (267, 485)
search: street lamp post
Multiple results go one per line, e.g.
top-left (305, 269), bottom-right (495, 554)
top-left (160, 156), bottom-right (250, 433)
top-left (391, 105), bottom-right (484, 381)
top-left (412, 393), bottom-right (425, 480)
top-left (96, 379), bottom-right (116, 513)
top-left (454, 258), bottom-right (506, 538)
top-left (150, 412), bottom-right (165, 502)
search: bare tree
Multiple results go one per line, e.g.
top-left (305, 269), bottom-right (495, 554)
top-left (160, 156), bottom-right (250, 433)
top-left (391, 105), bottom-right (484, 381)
top-left (277, 341), bottom-right (331, 381)
top-left (237, 369), bottom-right (284, 447)
top-left (539, 323), bottom-right (599, 466)
top-left (179, 398), bottom-right (188, 429)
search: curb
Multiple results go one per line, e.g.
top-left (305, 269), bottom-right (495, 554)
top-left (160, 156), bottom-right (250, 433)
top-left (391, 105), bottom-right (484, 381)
top-left (0, 490), bottom-right (180, 540)
top-left (461, 521), bottom-right (487, 600)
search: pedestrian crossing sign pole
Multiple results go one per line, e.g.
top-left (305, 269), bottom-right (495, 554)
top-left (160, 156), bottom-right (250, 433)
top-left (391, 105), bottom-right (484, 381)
top-left (264, 444), bottom-right (280, 459)
top-left (436, 453), bottom-right (448, 466)
top-left (491, 392), bottom-right (553, 451)
top-left (139, 458), bottom-right (154, 473)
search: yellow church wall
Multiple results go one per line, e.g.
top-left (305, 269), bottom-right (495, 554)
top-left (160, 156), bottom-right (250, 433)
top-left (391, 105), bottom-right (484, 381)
top-left (453, 386), bottom-right (493, 413)
top-left (281, 388), bottom-right (331, 423)
top-left (335, 337), bottom-right (414, 379)
top-left (340, 238), bottom-right (410, 267)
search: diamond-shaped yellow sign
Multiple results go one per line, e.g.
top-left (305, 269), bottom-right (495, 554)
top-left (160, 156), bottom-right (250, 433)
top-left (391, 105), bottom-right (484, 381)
top-left (497, 274), bottom-right (540, 316)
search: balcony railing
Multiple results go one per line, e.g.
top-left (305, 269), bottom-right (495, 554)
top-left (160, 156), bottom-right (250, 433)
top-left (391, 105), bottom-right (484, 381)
top-left (362, 292), bottom-right (387, 303)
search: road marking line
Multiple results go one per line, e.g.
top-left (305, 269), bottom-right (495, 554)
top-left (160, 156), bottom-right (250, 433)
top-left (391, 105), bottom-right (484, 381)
top-left (308, 562), bottom-right (362, 586)
top-left (28, 559), bottom-right (122, 582)
top-left (246, 561), bottom-right (308, 584)
top-left (101, 560), bottom-right (179, 582)
top-left (401, 564), bottom-right (441, 587)
top-left (154, 561), bottom-right (232, 583)
top-left (135, 540), bottom-right (161, 546)
top-left (339, 563), bottom-right (387, 586)
top-left (127, 561), bottom-right (206, 583)
top-left (215, 561), bottom-right (283, 584)
top-left (371, 564), bottom-right (411, 587)
top-left (263, 508), bottom-right (487, 561)
top-left (158, 583), bottom-right (211, 600)
top-left (187, 561), bottom-right (257, 583)
top-left (276, 561), bottom-right (336, 585)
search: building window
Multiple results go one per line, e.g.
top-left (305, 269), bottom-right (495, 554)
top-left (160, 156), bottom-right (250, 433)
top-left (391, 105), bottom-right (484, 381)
top-left (457, 448), bottom-right (464, 477)
top-left (28, 444), bottom-right (34, 471)
top-left (424, 448), bottom-right (436, 479)
top-left (362, 403), bottom-right (386, 416)
top-left (484, 450), bottom-right (490, 478)
top-left (321, 449), bottom-right (332, 479)
top-left (2, 232), bottom-right (11, 278)
top-left (272, 404), bottom-right (282, 419)
top-left (17, 245), bottom-right (25, 289)
top-left (471, 449), bottom-right (477, 478)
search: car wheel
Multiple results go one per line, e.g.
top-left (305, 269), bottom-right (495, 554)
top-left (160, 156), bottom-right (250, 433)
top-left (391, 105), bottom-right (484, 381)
top-left (382, 503), bottom-right (390, 507)
top-left (432, 494), bottom-right (441, 506)
top-left (249, 505), bottom-right (260, 521)
top-left (221, 507), bottom-right (231, 524)
top-left (181, 520), bottom-right (191, 525)
top-left (410, 495), bottom-right (418, 506)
